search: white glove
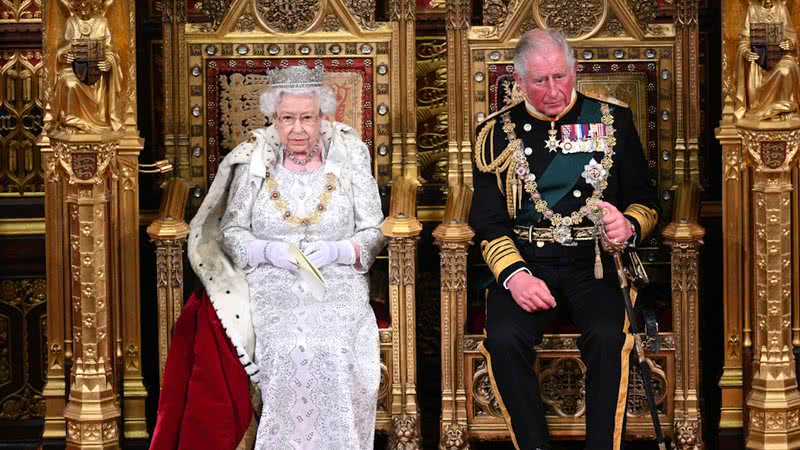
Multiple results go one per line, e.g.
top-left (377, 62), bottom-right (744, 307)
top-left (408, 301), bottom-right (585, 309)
top-left (303, 240), bottom-right (356, 269)
top-left (246, 240), bottom-right (296, 271)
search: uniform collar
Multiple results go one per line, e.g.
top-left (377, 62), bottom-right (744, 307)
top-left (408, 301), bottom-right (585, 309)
top-left (524, 89), bottom-right (578, 122)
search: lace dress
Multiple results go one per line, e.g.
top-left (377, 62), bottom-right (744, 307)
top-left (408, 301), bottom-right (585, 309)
top-left (219, 150), bottom-right (385, 450)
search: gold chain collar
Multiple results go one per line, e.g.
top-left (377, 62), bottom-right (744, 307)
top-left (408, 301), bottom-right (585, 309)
top-left (501, 103), bottom-right (617, 242)
top-left (264, 171), bottom-right (338, 226)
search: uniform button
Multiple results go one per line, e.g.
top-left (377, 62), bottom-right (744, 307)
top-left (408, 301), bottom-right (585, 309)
top-left (573, 189), bottom-right (582, 198)
top-left (524, 123), bottom-right (532, 132)
top-left (536, 241), bottom-right (545, 248)
top-left (524, 147), bottom-right (533, 156)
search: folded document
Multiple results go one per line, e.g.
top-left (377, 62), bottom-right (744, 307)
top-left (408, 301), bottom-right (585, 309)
top-left (288, 243), bottom-right (327, 301)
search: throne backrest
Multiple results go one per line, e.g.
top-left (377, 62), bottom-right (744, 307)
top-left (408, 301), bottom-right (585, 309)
top-left (204, 57), bottom-right (378, 182)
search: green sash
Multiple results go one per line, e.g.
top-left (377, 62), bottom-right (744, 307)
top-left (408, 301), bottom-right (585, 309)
top-left (522, 100), bottom-right (605, 224)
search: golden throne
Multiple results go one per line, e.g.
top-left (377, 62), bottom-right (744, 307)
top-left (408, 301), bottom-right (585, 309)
top-left (152, 0), bottom-right (424, 446)
top-left (435, 1), bottom-right (705, 448)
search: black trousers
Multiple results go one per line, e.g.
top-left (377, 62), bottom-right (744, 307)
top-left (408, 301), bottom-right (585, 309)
top-left (482, 243), bottom-right (633, 450)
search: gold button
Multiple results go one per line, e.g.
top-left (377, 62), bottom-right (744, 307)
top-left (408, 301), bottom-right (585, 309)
top-left (573, 189), bottom-right (582, 198)
top-left (536, 241), bottom-right (544, 248)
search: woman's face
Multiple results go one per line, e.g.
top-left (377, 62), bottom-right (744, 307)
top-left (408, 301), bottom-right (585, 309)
top-left (274, 94), bottom-right (322, 156)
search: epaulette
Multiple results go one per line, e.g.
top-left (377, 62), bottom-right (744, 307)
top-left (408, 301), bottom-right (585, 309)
top-left (582, 91), bottom-right (629, 108)
top-left (474, 101), bottom-right (521, 174)
top-left (478, 99), bottom-right (522, 125)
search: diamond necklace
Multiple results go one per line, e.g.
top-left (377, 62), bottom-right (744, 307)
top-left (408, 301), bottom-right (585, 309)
top-left (284, 143), bottom-right (320, 167)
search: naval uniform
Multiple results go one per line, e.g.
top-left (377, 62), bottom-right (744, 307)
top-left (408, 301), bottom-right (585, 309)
top-left (470, 92), bottom-right (659, 450)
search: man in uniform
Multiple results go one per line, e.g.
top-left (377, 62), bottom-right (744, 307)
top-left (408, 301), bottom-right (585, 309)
top-left (470, 29), bottom-right (659, 450)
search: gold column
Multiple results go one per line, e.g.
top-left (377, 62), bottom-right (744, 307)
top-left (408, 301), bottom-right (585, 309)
top-left (383, 177), bottom-right (423, 450)
top-left (740, 126), bottom-right (800, 449)
top-left (715, 94), bottom-right (745, 429)
top-left (716, 7), bottom-right (745, 429)
top-left (663, 183), bottom-right (705, 449)
top-left (49, 132), bottom-right (122, 449)
top-left (117, 137), bottom-right (147, 439)
top-left (389, 0), bottom-right (418, 182)
top-left (673, 0), bottom-right (701, 186)
top-left (161, 0), bottom-right (191, 180)
top-left (444, 0), bottom-right (472, 189)
top-left (41, 131), bottom-right (69, 442)
top-left (146, 179), bottom-right (190, 380)
top-left (434, 184), bottom-right (473, 450)
top-left (41, 0), bottom-right (146, 444)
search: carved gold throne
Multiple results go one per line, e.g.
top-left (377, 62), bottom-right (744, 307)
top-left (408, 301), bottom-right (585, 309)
top-left (436, 1), bottom-right (705, 448)
top-left (153, 0), bottom-right (425, 446)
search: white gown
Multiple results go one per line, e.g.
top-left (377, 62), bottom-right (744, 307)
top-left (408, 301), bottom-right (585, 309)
top-left (219, 142), bottom-right (385, 450)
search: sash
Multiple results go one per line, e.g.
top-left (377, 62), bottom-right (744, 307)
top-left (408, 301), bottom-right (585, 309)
top-left (521, 100), bottom-right (606, 223)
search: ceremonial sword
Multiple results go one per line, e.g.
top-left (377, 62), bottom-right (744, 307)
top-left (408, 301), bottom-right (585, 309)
top-left (601, 232), bottom-right (668, 450)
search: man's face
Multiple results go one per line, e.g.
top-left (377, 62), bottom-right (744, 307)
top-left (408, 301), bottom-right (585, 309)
top-left (514, 46), bottom-right (576, 117)
top-left (763, 0), bottom-right (774, 7)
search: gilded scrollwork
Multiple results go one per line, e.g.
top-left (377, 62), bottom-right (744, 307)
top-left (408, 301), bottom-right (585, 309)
top-left (0, 315), bottom-right (8, 384)
top-left (626, 359), bottom-right (667, 416)
top-left (344, 0), bottom-right (377, 30)
top-left (416, 39), bottom-right (448, 184)
top-left (0, 386), bottom-right (45, 419)
top-left (539, 357), bottom-right (586, 417)
top-left (321, 14), bottom-right (341, 31)
top-left (199, 0), bottom-right (230, 29)
top-left (472, 360), bottom-right (502, 417)
top-left (536, 0), bottom-right (605, 39)
top-left (255, 0), bottom-right (320, 33)
top-left (482, 0), bottom-right (516, 28)
top-left (0, 0), bottom-right (43, 21)
top-left (234, 13), bottom-right (256, 32)
top-left (628, 0), bottom-right (658, 26)
top-left (600, 15), bottom-right (625, 37)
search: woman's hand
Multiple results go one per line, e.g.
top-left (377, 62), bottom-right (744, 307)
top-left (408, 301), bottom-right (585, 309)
top-left (246, 240), bottom-right (297, 271)
top-left (304, 240), bottom-right (356, 268)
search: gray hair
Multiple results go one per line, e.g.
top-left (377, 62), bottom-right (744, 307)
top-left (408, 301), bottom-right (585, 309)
top-left (259, 86), bottom-right (337, 117)
top-left (513, 29), bottom-right (576, 79)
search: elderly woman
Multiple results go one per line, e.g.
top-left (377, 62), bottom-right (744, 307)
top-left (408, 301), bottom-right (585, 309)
top-left (185, 64), bottom-right (385, 449)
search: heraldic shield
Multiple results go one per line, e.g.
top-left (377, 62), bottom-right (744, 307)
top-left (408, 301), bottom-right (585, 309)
top-left (71, 38), bottom-right (105, 86)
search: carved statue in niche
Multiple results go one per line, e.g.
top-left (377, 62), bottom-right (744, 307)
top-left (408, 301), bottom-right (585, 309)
top-left (735, 0), bottom-right (800, 121)
top-left (48, 0), bottom-right (123, 133)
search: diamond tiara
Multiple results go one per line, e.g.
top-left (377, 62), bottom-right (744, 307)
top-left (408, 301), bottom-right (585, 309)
top-left (267, 64), bottom-right (325, 89)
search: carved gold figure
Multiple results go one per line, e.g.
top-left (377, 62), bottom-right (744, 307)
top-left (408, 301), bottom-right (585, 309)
top-left (735, 0), bottom-right (800, 120)
top-left (49, 0), bottom-right (123, 133)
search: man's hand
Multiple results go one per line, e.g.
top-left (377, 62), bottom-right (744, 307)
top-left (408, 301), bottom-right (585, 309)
top-left (745, 51), bottom-right (760, 62)
top-left (506, 271), bottom-right (556, 312)
top-left (98, 59), bottom-right (111, 72)
top-left (596, 201), bottom-right (634, 244)
top-left (63, 52), bottom-right (75, 64)
top-left (781, 39), bottom-right (795, 52)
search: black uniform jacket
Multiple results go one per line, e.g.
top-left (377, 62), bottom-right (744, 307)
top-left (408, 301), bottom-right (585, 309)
top-left (470, 92), bottom-right (659, 285)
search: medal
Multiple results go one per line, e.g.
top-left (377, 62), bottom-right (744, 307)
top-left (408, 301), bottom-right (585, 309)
top-left (545, 121), bottom-right (561, 152)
